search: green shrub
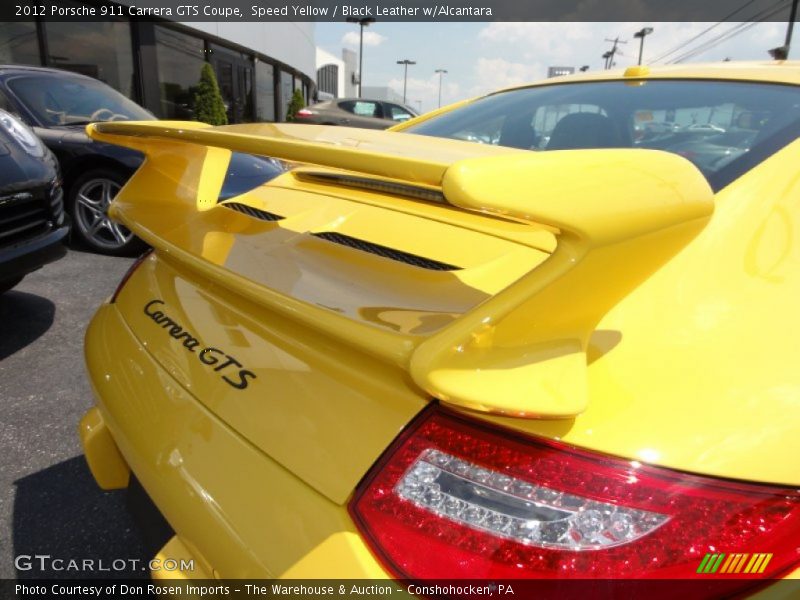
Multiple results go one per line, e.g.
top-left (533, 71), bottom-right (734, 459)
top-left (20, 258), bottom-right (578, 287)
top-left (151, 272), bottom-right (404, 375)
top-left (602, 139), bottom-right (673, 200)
top-left (193, 63), bottom-right (228, 126)
top-left (286, 89), bottom-right (305, 122)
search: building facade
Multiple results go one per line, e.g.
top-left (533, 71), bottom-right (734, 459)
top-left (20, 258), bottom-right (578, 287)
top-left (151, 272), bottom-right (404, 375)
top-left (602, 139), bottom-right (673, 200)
top-left (0, 6), bottom-right (316, 123)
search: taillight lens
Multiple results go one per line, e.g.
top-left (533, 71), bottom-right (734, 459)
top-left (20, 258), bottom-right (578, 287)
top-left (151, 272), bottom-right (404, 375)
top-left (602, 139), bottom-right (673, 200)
top-left (296, 109), bottom-right (314, 118)
top-left (350, 405), bottom-right (800, 583)
top-left (110, 249), bottom-right (152, 303)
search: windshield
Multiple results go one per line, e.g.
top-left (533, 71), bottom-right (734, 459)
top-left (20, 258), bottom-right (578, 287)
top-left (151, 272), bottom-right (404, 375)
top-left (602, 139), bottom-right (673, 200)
top-left (7, 74), bottom-right (153, 126)
top-left (405, 80), bottom-right (800, 191)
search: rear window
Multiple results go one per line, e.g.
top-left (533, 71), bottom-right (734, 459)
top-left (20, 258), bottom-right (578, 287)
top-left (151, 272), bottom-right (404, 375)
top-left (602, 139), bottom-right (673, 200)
top-left (405, 80), bottom-right (800, 191)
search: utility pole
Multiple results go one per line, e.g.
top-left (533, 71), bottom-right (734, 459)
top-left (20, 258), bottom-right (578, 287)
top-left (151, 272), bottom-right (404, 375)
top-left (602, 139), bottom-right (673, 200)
top-left (603, 36), bottom-right (627, 69)
top-left (346, 16), bottom-right (376, 97)
top-left (633, 27), bottom-right (654, 65)
top-left (777, 0), bottom-right (798, 59)
top-left (396, 59), bottom-right (416, 104)
top-left (435, 68), bottom-right (448, 108)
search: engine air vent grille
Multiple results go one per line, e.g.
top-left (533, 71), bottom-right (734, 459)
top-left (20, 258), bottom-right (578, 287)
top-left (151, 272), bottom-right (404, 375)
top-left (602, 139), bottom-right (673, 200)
top-left (296, 172), bottom-right (446, 204)
top-left (223, 202), bottom-right (284, 221)
top-left (313, 231), bottom-right (460, 271)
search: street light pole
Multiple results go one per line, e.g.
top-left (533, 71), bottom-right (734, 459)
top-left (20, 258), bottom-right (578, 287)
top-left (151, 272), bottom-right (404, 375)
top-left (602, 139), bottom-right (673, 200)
top-left (346, 17), bottom-right (376, 97)
top-left (633, 27), bottom-right (654, 65)
top-left (396, 59), bottom-right (416, 104)
top-left (435, 68), bottom-right (448, 108)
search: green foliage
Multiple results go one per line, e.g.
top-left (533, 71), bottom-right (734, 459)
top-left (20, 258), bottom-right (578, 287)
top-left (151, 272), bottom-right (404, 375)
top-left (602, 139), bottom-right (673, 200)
top-left (192, 63), bottom-right (228, 126)
top-left (286, 89), bottom-right (306, 122)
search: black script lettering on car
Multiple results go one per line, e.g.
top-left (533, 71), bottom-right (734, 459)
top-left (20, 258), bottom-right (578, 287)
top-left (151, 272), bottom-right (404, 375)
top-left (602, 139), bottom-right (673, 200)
top-left (144, 300), bottom-right (257, 390)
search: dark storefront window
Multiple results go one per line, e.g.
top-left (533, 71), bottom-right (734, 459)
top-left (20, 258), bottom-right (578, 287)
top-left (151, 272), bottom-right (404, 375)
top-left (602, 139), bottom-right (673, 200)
top-left (210, 44), bottom-right (253, 123)
top-left (154, 26), bottom-right (205, 120)
top-left (317, 64), bottom-right (338, 97)
top-left (279, 70), bottom-right (292, 121)
top-left (0, 22), bottom-right (40, 66)
top-left (255, 61), bottom-right (275, 122)
top-left (45, 20), bottom-right (135, 98)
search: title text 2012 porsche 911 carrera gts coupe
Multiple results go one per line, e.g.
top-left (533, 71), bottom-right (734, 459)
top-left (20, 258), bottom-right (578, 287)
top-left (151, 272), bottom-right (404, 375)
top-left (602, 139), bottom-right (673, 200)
top-left (79, 62), bottom-right (800, 596)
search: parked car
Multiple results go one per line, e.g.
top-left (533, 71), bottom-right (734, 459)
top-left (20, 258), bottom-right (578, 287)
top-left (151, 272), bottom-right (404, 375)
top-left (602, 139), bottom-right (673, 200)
top-left (0, 65), bottom-right (155, 255)
top-left (295, 97), bottom-right (418, 129)
top-left (80, 63), bottom-right (800, 592)
top-left (0, 109), bottom-right (67, 294)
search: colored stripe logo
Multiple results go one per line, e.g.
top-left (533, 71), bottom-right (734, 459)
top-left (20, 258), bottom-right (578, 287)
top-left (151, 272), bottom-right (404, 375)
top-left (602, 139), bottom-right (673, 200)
top-left (697, 552), bottom-right (772, 574)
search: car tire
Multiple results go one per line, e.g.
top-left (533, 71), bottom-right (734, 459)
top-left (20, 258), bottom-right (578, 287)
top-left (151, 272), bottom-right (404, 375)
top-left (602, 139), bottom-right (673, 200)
top-left (0, 276), bottom-right (23, 294)
top-left (68, 168), bottom-right (146, 256)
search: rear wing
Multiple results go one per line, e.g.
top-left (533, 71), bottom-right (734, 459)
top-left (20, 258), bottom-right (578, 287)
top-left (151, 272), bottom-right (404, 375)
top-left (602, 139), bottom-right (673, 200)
top-left (89, 121), bottom-right (714, 418)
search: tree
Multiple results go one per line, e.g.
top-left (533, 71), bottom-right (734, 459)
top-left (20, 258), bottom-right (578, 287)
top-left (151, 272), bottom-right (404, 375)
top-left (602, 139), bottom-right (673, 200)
top-left (286, 89), bottom-right (305, 122)
top-left (193, 63), bottom-right (228, 126)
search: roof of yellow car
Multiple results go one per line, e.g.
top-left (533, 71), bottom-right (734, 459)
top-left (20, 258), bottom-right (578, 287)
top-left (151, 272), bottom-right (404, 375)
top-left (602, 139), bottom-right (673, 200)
top-left (498, 60), bottom-right (800, 91)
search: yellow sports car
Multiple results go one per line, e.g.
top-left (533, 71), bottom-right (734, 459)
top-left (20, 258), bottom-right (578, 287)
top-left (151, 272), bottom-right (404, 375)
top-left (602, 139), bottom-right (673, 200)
top-left (80, 62), bottom-right (800, 594)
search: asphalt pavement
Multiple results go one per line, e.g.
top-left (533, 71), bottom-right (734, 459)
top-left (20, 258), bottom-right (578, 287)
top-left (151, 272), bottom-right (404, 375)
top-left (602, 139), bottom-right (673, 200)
top-left (0, 247), bottom-right (150, 579)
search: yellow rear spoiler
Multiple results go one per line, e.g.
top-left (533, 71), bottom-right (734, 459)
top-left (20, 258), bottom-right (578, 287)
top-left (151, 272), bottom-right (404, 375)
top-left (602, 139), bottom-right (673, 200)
top-left (89, 121), bottom-right (713, 418)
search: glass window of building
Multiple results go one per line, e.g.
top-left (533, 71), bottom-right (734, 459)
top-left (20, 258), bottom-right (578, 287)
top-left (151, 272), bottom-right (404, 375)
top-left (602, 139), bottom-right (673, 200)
top-left (317, 65), bottom-right (338, 97)
top-left (0, 22), bottom-right (40, 66)
top-left (279, 70), bottom-right (293, 121)
top-left (255, 61), bottom-right (275, 122)
top-left (154, 26), bottom-right (205, 120)
top-left (210, 44), bottom-right (254, 123)
top-left (44, 16), bottom-right (135, 98)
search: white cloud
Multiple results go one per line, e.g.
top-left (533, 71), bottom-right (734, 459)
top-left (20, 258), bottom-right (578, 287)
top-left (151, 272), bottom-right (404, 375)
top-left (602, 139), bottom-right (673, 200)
top-left (342, 31), bottom-right (387, 48)
top-left (475, 21), bottom-right (786, 72)
top-left (469, 58), bottom-right (544, 96)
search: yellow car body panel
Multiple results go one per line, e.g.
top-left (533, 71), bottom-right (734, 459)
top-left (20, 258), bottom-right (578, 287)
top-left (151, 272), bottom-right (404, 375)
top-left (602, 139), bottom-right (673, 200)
top-left (80, 63), bottom-right (800, 584)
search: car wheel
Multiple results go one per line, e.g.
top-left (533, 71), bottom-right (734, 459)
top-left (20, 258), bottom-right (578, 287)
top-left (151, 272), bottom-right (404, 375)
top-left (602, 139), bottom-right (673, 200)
top-left (0, 276), bottom-right (23, 294)
top-left (68, 169), bottom-right (145, 256)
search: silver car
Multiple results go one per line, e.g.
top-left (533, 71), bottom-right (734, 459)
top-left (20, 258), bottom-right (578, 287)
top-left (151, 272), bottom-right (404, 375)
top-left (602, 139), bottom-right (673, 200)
top-left (295, 98), bottom-right (418, 129)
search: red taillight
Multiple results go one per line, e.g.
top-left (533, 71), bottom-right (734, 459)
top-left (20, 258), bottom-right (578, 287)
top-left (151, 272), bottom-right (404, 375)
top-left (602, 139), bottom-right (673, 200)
top-left (110, 249), bottom-right (152, 303)
top-left (350, 405), bottom-right (800, 586)
top-left (296, 109), bottom-right (314, 118)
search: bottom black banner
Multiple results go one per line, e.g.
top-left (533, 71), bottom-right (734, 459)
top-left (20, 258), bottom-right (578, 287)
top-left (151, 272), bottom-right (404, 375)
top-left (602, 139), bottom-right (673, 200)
top-left (2, 579), bottom-right (799, 600)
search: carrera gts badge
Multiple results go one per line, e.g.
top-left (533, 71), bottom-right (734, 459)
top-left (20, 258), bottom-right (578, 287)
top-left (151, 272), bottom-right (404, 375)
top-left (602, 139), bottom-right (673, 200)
top-left (144, 299), bottom-right (256, 390)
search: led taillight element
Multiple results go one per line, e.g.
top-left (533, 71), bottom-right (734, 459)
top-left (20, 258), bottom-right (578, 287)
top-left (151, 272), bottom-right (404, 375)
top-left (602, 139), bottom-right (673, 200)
top-left (396, 449), bottom-right (668, 550)
top-left (349, 405), bottom-right (800, 581)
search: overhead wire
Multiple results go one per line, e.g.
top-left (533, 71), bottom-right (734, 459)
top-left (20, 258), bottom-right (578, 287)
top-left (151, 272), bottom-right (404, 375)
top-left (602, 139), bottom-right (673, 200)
top-left (647, 0), bottom-right (779, 64)
top-left (667, 0), bottom-right (790, 63)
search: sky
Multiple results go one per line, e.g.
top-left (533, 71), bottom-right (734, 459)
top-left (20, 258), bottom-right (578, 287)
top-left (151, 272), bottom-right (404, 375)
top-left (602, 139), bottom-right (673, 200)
top-left (315, 21), bottom-right (790, 112)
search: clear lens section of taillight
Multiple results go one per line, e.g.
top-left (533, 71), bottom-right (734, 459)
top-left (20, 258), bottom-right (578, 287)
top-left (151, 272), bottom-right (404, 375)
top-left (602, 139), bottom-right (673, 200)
top-left (396, 449), bottom-right (668, 550)
top-left (349, 405), bottom-right (800, 582)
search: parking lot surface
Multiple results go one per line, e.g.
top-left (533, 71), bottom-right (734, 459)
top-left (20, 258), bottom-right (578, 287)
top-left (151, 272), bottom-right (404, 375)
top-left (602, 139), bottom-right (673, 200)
top-left (0, 248), bottom-right (150, 579)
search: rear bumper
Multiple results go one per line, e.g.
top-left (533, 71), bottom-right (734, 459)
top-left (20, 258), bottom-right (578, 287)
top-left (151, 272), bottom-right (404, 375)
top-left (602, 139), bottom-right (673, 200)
top-left (81, 302), bottom-right (800, 588)
top-left (0, 225), bottom-right (68, 282)
top-left (81, 302), bottom-right (389, 579)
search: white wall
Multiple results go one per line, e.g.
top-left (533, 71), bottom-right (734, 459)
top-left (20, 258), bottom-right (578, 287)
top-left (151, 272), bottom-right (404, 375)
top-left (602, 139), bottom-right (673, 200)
top-left (181, 22), bottom-right (316, 79)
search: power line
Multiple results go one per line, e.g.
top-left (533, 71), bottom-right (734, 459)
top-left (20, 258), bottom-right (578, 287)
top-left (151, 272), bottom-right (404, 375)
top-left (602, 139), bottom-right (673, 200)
top-left (648, 0), bottom-right (762, 64)
top-left (668, 0), bottom-right (790, 63)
